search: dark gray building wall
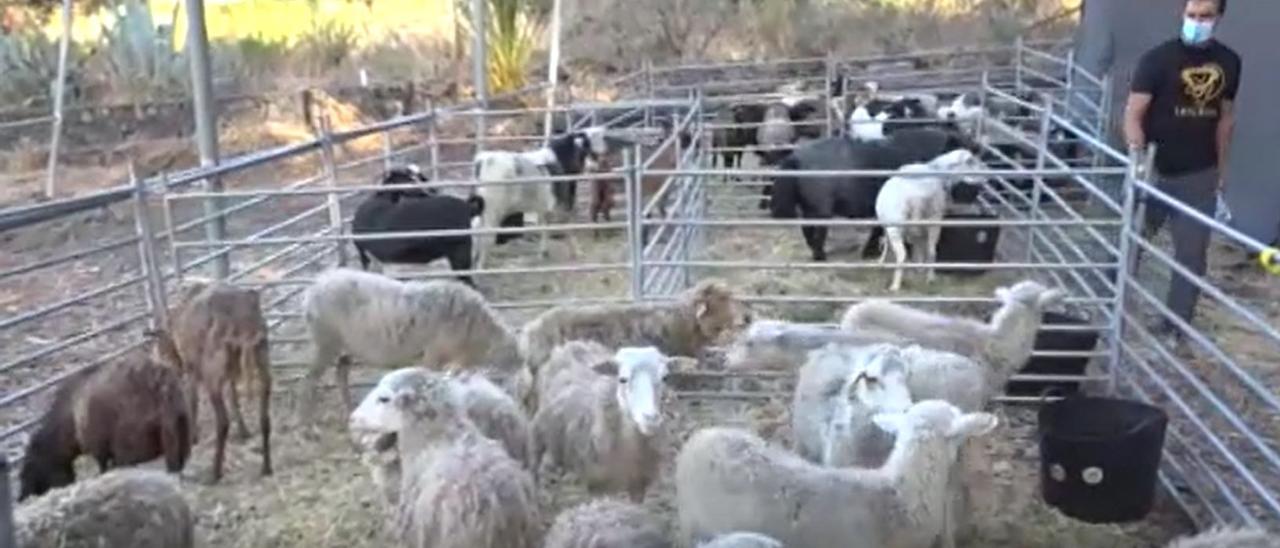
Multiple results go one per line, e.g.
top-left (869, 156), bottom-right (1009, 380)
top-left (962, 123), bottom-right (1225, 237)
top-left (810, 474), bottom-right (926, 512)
top-left (1073, 0), bottom-right (1280, 244)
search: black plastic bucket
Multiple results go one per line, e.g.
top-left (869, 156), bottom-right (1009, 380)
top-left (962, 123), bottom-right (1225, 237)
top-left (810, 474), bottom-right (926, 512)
top-left (1005, 311), bottom-right (1101, 397)
top-left (1038, 395), bottom-right (1168, 523)
top-left (936, 212), bottom-right (1001, 276)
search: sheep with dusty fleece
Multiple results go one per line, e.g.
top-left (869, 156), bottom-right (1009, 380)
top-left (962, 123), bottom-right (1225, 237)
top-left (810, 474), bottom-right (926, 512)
top-left (18, 349), bottom-right (191, 501)
top-left (150, 276), bottom-right (272, 483)
top-left (675, 399), bottom-right (999, 548)
top-left (791, 342), bottom-right (914, 468)
top-left (722, 318), bottom-right (910, 371)
top-left (299, 267), bottom-right (530, 428)
top-left (875, 147), bottom-right (990, 292)
top-left (14, 468), bottom-right (194, 548)
top-left (348, 366), bottom-right (543, 548)
top-left (518, 278), bottom-right (749, 374)
top-left (532, 344), bottom-right (695, 502)
top-left (1165, 527), bottom-right (1280, 548)
top-left (839, 278), bottom-right (1066, 381)
top-left (470, 127), bottom-right (612, 270)
top-left (697, 532), bottom-right (784, 548)
top-left (543, 497), bottom-right (671, 548)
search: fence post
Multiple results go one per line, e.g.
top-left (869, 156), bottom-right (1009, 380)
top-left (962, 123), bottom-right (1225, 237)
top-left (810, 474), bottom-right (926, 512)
top-left (1109, 145), bottom-right (1147, 395)
top-left (427, 100), bottom-right (441, 182)
top-left (43, 0), bottom-right (73, 199)
top-left (130, 163), bottom-right (169, 329)
top-left (1028, 95), bottom-right (1053, 263)
top-left (977, 70), bottom-right (991, 140)
top-left (823, 51), bottom-right (835, 138)
top-left (1, 454), bottom-right (14, 548)
top-left (643, 58), bottom-right (654, 128)
top-left (625, 146), bottom-right (644, 301)
top-left (1014, 36), bottom-right (1025, 93)
top-left (318, 115), bottom-right (348, 268)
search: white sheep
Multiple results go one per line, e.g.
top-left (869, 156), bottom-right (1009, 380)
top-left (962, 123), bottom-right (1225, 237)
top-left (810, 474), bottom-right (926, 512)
top-left (518, 278), bottom-right (748, 378)
top-left (697, 532), bottom-right (785, 548)
top-left (675, 399), bottom-right (999, 548)
top-left (531, 344), bottom-right (693, 502)
top-left (791, 342), bottom-right (914, 468)
top-left (299, 267), bottom-right (531, 428)
top-left (1165, 526), bottom-right (1280, 548)
top-left (722, 318), bottom-right (910, 371)
top-left (839, 278), bottom-right (1066, 381)
top-left (471, 127), bottom-right (609, 270)
top-left (875, 147), bottom-right (989, 292)
top-left (350, 367), bottom-right (534, 512)
top-left (937, 93), bottom-right (985, 136)
top-left (14, 468), bottom-right (194, 548)
top-left (847, 104), bottom-right (890, 141)
top-left (348, 366), bottom-right (543, 548)
top-left (543, 497), bottom-right (671, 548)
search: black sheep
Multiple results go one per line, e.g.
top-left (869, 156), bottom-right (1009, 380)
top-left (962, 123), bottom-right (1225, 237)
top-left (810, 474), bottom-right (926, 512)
top-left (351, 167), bottom-right (486, 286)
top-left (769, 127), bottom-right (978, 262)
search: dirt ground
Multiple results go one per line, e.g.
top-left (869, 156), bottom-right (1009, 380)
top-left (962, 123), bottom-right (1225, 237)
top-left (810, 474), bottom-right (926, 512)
top-left (5, 93), bottom-right (1278, 546)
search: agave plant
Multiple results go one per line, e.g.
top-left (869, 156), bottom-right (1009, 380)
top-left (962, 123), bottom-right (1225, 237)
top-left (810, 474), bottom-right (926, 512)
top-left (98, 0), bottom-right (187, 100)
top-left (458, 0), bottom-right (545, 95)
top-left (0, 28), bottom-right (60, 103)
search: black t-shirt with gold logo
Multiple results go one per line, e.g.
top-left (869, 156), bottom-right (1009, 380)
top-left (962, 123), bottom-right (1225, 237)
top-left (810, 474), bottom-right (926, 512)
top-left (1130, 38), bottom-right (1242, 176)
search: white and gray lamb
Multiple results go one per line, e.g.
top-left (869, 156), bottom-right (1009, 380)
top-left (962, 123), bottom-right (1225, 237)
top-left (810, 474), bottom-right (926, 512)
top-left (675, 399), bottom-right (999, 548)
top-left (348, 367), bottom-right (543, 548)
top-left (1166, 526), bottom-right (1280, 548)
top-left (543, 497), bottom-right (671, 548)
top-left (531, 344), bottom-right (693, 502)
top-left (697, 532), bottom-right (785, 548)
top-left (838, 279), bottom-right (1065, 376)
top-left (14, 468), bottom-right (194, 548)
top-left (791, 342), bottom-right (914, 468)
top-left (300, 267), bottom-right (531, 424)
top-left (519, 279), bottom-right (749, 383)
top-left (350, 367), bottom-right (534, 512)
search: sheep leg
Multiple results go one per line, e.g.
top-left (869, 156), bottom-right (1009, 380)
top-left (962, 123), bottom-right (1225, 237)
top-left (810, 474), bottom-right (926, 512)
top-left (227, 374), bottom-right (251, 442)
top-left (534, 211), bottom-right (551, 259)
top-left (887, 227), bottom-right (908, 292)
top-left (253, 340), bottom-right (273, 477)
top-left (925, 221), bottom-right (942, 285)
top-left (185, 376), bottom-right (202, 445)
top-left (298, 336), bottom-right (341, 434)
top-left (336, 355), bottom-right (355, 413)
top-left (208, 382), bottom-right (231, 483)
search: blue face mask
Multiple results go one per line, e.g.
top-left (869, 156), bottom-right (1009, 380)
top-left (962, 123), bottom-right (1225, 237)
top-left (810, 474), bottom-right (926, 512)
top-left (1181, 17), bottom-right (1215, 46)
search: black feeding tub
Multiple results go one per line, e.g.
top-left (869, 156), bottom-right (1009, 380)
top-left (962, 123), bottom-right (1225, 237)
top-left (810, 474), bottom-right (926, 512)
top-left (1038, 395), bottom-right (1169, 523)
top-left (1004, 311), bottom-right (1102, 397)
top-left (935, 211), bottom-right (1001, 276)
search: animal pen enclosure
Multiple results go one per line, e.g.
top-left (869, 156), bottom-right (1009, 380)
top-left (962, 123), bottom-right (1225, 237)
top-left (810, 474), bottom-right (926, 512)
top-left (2, 40), bottom-right (1279, 544)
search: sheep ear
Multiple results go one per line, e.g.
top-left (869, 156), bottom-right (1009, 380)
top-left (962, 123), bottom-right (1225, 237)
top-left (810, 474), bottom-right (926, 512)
top-left (947, 412), bottom-right (999, 439)
top-left (872, 412), bottom-right (905, 434)
top-left (1038, 288), bottom-right (1066, 308)
top-left (695, 302), bottom-right (709, 319)
top-left (592, 359), bottom-right (619, 376)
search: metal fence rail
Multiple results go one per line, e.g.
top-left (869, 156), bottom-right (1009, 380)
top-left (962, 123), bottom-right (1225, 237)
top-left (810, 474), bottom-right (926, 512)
top-left (2, 40), bottom-right (1279, 536)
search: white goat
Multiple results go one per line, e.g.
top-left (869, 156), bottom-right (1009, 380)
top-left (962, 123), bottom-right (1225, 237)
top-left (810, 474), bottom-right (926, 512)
top-left (847, 104), bottom-right (890, 141)
top-left (348, 367), bottom-right (543, 548)
top-left (471, 127), bottom-right (609, 270)
top-left (675, 399), bottom-right (999, 548)
top-left (937, 94), bottom-right (985, 136)
top-left (791, 342), bottom-right (914, 468)
top-left (300, 267), bottom-right (530, 426)
top-left (875, 147), bottom-right (989, 292)
top-left (531, 345), bottom-right (693, 502)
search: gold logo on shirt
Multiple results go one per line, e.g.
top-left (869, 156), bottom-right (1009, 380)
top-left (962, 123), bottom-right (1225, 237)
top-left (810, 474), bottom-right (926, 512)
top-left (1180, 64), bottom-right (1225, 109)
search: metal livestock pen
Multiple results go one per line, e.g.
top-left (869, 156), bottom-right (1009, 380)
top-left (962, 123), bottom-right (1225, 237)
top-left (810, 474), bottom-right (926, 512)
top-left (1, 40), bottom-right (1278, 539)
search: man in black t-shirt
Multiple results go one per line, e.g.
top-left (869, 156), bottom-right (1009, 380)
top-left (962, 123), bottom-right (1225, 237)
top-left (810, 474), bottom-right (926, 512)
top-left (1123, 0), bottom-right (1241, 339)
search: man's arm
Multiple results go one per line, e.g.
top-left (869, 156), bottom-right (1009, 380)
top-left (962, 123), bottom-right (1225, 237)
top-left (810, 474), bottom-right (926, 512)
top-left (1216, 99), bottom-right (1235, 190)
top-left (1124, 92), bottom-right (1153, 150)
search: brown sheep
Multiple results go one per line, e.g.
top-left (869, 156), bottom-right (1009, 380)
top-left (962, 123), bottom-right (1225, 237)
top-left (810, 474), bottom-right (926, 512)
top-left (17, 352), bottom-right (191, 502)
top-left (590, 122), bottom-right (694, 234)
top-left (151, 278), bottom-right (272, 483)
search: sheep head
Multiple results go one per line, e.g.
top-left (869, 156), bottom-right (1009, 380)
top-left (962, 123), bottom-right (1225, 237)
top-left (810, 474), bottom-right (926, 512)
top-left (684, 279), bottom-right (751, 343)
top-left (142, 327), bottom-right (184, 371)
top-left (590, 347), bottom-right (692, 436)
top-left (825, 344), bottom-right (913, 435)
top-left (929, 148), bottom-right (988, 186)
top-left (994, 279), bottom-right (1065, 310)
top-left (872, 399), bottom-right (999, 456)
top-left (349, 367), bottom-right (463, 456)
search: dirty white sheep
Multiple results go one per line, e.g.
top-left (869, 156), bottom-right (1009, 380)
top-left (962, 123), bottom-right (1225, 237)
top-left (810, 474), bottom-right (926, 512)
top-left (697, 532), bottom-right (785, 548)
top-left (350, 368), bottom-right (534, 512)
top-left (348, 367), bottom-right (543, 548)
top-left (839, 279), bottom-right (1065, 378)
top-left (300, 267), bottom-right (531, 423)
top-left (519, 279), bottom-right (748, 381)
top-left (543, 497), bottom-right (671, 548)
top-left (531, 344), bottom-right (694, 502)
top-left (791, 342), bottom-right (914, 468)
top-left (14, 468), bottom-right (194, 548)
top-left (722, 319), bottom-right (909, 371)
top-left (1165, 527), bottom-right (1280, 548)
top-left (675, 399), bottom-right (999, 548)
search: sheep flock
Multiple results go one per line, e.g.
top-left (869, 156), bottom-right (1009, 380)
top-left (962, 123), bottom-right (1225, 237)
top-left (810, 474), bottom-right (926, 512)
top-left (4, 72), bottom-right (1260, 548)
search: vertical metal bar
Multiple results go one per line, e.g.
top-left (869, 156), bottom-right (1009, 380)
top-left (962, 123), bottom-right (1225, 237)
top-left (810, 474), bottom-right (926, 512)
top-left (427, 101), bottom-right (441, 182)
top-left (626, 146), bottom-right (644, 301)
top-left (644, 58), bottom-right (655, 128)
top-left (823, 51), bottom-right (835, 138)
top-left (1014, 36), bottom-right (1025, 93)
top-left (131, 163), bottom-right (168, 329)
top-left (1028, 96), bottom-right (1053, 263)
top-left (977, 70), bottom-right (990, 139)
top-left (382, 131), bottom-right (394, 171)
top-left (159, 174), bottom-right (183, 281)
top-left (470, 0), bottom-right (489, 152)
top-left (318, 116), bottom-right (347, 268)
top-left (183, 0), bottom-right (228, 279)
top-left (0, 454), bottom-right (15, 548)
top-left (542, 0), bottom-right (563, 142)
top-left (1109, 147), bottom-right (1143, 395)
top-left (43, 0), bottom-right (73, 198)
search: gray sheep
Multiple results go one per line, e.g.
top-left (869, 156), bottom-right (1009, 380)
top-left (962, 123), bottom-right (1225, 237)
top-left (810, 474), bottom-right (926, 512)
top-left (675, 399), bottom-right (999, 548)
top-left (14, 468), bottom-right (194, 548)
top-left (1165, 527), bottom-right (1280, 548)
top-left (300, 267), bottom-right (530, 425)
top-left (543, 497), bottom-right (671, 548)
top-left (698, 532), bottom-right (785, 548)
top-left (349, 366), bottom-right (543, 548)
